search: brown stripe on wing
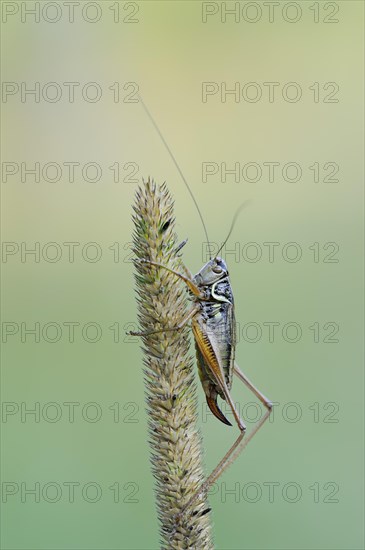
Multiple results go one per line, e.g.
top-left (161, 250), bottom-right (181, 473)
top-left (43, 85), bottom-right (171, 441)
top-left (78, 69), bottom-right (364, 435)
top-left (192, 320), bottom-right (227, 393)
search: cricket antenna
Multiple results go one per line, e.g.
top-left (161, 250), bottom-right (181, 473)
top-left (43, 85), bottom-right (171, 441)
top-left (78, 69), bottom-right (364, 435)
top-left (215, 201), bottom-right (250, 259)
top-left (138, 93), bottom-right (213, 259)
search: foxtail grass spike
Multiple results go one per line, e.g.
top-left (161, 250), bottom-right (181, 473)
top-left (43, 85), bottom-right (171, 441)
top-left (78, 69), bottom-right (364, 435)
top-left (131, 178), bottom-right (213, 549)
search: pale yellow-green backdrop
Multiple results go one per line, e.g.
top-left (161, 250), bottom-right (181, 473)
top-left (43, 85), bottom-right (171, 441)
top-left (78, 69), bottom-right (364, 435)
top-left (1, 1), bottom-right (364, 549)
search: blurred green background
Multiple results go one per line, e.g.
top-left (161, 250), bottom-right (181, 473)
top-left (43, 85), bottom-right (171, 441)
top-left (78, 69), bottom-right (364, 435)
top-left (1, 1), bottom-right (364, 549)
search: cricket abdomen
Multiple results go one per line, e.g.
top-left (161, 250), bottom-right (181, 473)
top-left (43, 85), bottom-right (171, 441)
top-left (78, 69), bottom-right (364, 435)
top-left (200, 298), bottom-right (235, 392)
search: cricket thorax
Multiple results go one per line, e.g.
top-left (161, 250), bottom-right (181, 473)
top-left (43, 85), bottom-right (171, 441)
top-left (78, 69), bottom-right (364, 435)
top-left (200, 276), bottom-right (234, 340)
top-left (209, 278), bottom-right (234, 304)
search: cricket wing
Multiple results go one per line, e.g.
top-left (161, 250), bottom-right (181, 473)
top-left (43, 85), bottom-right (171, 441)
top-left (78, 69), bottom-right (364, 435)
top-left (192, 318), bottom-right (233, 426)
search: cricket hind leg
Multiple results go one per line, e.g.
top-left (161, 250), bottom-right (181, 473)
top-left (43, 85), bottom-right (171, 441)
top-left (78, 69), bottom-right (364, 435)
top-left (233, 362), bottom-right (273, 409)
top-left (179, 361), bottom-right (272, 517)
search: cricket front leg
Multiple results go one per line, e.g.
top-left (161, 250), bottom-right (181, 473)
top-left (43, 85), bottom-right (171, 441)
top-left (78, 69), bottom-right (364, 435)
top-left (129, 259), bottom-right (203, 337)
top-left (134, 258), bottom-right (204, 298)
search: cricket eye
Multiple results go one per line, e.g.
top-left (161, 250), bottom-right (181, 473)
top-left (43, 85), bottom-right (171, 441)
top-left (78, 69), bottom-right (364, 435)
top-left (212, 264), bottom-right (223, 274)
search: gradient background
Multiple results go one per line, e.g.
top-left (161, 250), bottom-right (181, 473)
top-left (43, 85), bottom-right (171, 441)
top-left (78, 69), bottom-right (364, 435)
top-left (1, 1), bottom-right (364, 549)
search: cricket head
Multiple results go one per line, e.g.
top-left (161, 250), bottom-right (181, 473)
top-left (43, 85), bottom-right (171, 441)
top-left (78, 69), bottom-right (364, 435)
top-left (194, 257), bottom-right (229, 286)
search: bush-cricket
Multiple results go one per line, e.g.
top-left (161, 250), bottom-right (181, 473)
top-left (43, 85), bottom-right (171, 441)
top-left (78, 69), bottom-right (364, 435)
top-left (129, 95), bottom-right (273, 519)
